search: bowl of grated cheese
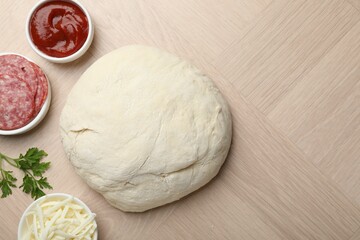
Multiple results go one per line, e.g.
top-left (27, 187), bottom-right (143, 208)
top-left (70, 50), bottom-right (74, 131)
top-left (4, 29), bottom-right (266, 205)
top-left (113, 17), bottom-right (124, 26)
top-left (18, 193), bottom-right (97, 240)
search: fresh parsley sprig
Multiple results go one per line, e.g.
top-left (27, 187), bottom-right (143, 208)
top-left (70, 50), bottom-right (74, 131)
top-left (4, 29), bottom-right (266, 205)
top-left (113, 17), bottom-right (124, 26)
top-left (0, 148), bottom-right (52, 200)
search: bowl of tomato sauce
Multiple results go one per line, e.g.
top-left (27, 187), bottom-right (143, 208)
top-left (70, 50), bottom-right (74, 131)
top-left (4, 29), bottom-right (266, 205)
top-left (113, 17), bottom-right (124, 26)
top-left (26, 0), bottom-right (94, 63)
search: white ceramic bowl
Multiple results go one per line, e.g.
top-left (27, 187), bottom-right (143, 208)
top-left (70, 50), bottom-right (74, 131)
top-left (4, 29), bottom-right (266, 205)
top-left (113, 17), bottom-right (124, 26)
top-left (25, 0), bottom-right (94, 63)
top-left (18, 193), bottom-right (98, 240)
top-left (0, 53), bottom-right (51, 136)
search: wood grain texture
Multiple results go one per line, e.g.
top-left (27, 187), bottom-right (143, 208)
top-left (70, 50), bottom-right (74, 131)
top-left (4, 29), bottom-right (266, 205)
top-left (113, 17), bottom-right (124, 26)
top-left (347, 0), bottom-right (360, 11)
top-left (268, 21), bottom-right (360, 207)
top-left (215, 0), bottom-right (360, 114)
top-left (0, 0), bottom-right (360, 239)
top-left (350, 228), bottom-right (360, 240)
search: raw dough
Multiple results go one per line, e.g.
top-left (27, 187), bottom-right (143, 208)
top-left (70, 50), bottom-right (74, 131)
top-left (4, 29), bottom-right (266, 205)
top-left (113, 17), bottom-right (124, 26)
top-left (60, 45), bottom-right (232, 212)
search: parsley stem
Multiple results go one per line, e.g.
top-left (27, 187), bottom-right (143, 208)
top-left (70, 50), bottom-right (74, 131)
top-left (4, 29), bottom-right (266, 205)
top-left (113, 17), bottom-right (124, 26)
top-left (24, 169), bottom-right (35, 178)
top-left (0, 155), bottom-right (4, 179)
top-left (0, 152), bottom-right (18, 168)
top-left (0, 169), bottom-right (4, 179)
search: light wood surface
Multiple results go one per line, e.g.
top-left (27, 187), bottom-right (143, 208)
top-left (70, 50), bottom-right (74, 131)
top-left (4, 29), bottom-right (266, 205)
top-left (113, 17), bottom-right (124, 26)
top-left (1, 0), bottom-right (360, 239)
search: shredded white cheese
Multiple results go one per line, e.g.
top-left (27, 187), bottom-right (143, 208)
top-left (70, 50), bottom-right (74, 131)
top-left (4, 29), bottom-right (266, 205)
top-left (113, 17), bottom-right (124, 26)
top-left (22, 196), bottom-right (97, 240)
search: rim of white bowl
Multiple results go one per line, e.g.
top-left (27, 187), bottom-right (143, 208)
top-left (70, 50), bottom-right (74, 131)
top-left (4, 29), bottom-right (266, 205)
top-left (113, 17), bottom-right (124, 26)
top-left (25, 0), bottom-right (94, 63)
top-left (0, 52), bottom-right (51, 136)
top-left (18, 193), bottom-right (98, 240)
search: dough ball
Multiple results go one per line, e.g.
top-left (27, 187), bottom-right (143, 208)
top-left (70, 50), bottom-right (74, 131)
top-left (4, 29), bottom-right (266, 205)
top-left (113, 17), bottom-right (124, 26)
top-left (60, 45), bottom-right (232, 212)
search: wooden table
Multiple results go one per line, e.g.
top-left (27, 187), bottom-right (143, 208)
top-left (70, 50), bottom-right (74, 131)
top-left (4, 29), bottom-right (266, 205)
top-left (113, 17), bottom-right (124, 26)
top-left (1, 0), bottom-right (360, 239)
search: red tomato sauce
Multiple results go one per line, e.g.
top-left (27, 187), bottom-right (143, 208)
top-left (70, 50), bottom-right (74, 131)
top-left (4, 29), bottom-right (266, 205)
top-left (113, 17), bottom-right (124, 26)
top-left (29, 1), bottom-right (89, 58)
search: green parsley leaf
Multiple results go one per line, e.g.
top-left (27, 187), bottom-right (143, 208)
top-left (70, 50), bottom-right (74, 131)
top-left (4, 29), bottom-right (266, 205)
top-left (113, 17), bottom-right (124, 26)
top-left (19, 175), bottom-right (34, 194)
top-left (3, 170), bottom-right (17, 184)
top-left (0, 180), bottom-right (12, 198)
top-left (24, 148), bottom-right (48, 163)
top-left (18, 160), bottom-right (31, 170)
top-left (0, 148), bottom-right (52, 200)
top-left (0, 170), bottom-right (17, 198)
top-left (32, 188), bottom-right (45, 200)
top-left (32, 162), bottom-right (51, 177)
top-left (38, 177), bottom-right (53, 190)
